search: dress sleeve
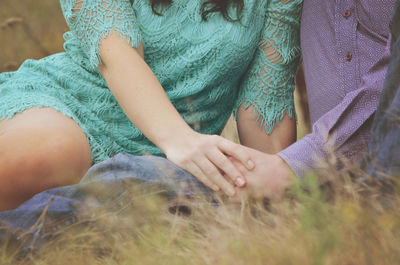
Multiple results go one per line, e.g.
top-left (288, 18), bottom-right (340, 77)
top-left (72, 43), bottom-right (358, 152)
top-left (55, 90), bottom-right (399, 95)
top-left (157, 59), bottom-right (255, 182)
top-left (233, 0), bottom-right (302, 134)
top-left (60, 0), bottom-right (142, 69)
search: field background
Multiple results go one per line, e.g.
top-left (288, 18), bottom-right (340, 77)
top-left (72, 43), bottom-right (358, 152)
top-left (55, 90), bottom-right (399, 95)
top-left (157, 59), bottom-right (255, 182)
top-left (2, 2), bottom-right (399, 265)
top-left (0, 0), bottom-right (67, 72)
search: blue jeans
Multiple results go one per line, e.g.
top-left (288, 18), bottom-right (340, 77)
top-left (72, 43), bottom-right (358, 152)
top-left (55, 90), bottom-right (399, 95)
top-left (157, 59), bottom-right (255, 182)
top-left (0, 154), bottom-right (212, 250)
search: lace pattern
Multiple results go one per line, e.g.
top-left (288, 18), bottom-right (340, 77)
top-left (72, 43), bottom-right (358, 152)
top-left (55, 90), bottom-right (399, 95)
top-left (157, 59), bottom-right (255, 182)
top-left (0, 0), bottom-right (303, 164)
top-left (60, 0), bottom-right (142, 69)
top-left (234, 0), bottom-right (302, 134)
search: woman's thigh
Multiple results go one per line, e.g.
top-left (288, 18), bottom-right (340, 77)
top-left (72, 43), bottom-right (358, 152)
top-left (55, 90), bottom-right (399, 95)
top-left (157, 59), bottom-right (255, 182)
top-left (0, 107), bottom-right (92, 210)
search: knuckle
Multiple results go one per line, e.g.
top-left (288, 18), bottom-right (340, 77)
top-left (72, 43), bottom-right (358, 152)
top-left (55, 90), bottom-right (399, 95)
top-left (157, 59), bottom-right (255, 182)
top-left (202, 179), bottom-right (213, 187)
top-left (196, 175), bottom-right (211, 185)
top-left (196, 174), bottom-right (207, 183)
top-left (210, 135), bottom-right (220, 143)
top-left (242, 152), bottom-right (251, 161)
top-left (217, 161), bottom-right (231, 173)
top-left (204, 168), bottom-right (217, 177)
top-left (210, 153), bottom-right (225, 166)
top-left (236, 148), bottom-right (248, 160)
top-left (196, 139), bottom-right (208, 149)
top-left (215, 176), bottom-right (227, 186)
top-left (231, 144), bottom-right (241, 153)
top-left (224, 165), bottom-right (236, 176)
top-left (187, 150), bottom-right (201, 160)
top-left (199, 142), bottom-right (208, 149)
top-left (188, 151), bottom-right (198, 159)
top-left (192, 170), bottom-right (206, 180)
top-left (177, 157), bottom-right (190, 165)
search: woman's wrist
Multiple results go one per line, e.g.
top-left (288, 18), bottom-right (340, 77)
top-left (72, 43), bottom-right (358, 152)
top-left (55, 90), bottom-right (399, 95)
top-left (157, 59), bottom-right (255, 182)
top-left (155, 125), bottom-right (198, 155)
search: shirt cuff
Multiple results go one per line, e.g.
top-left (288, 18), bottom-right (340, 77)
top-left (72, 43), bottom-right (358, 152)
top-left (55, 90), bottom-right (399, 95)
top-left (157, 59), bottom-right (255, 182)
top-left (277, 134), bottom-right (328, 177)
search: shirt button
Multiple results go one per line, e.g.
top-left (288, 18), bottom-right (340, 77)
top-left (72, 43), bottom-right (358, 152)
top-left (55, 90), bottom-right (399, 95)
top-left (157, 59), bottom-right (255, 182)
top-left (343, 10), bottom-right (351, 18)
top-left (345, 52), bottom-right (352, 62)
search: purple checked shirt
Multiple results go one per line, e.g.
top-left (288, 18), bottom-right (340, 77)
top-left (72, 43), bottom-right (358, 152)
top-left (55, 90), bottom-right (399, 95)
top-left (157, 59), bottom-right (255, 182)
top-left (278, 0), bottom-right (396, 176)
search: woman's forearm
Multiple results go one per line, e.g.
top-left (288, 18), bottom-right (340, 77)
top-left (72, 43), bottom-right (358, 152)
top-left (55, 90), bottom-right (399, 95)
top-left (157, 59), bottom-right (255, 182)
top-left (237, 106), bottom-right (296, 154)
top-left (97, 32), bottom-right (254, 196)
top-left (98, 32), bottom-right (194, 152)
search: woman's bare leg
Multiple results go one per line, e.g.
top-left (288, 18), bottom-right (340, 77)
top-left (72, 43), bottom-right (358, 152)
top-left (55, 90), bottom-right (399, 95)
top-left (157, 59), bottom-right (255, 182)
top-left (0, 108), bottom-right (91, 211)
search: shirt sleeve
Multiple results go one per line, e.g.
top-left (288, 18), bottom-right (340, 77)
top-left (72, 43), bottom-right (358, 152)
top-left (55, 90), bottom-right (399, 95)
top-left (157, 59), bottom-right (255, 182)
top-left (278, 42), bottom-right (391, 177)
top-left (233, 0), bottom-right (302, 134)
top-left (60, 0), bottom-right (142, 69)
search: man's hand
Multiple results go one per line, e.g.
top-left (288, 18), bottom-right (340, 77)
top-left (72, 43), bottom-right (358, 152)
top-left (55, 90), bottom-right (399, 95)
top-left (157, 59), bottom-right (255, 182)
top-left (229, 146), bottom-right (294, 201)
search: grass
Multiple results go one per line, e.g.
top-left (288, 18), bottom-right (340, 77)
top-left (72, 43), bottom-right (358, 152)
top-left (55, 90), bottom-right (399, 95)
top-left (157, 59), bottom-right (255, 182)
top-left (0, 0), bottom-right (67, 72)
top-left (1, 170), bottom-right (400, 265)
top-left (1, 1), bottom-right (399, 264)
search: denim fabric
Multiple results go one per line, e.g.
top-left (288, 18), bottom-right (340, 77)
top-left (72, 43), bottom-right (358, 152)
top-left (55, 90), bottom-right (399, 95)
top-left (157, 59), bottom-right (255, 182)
top-left (362, 2), bottom-right (400, 179)
top-left (0, 154), bottom-right (211, 250)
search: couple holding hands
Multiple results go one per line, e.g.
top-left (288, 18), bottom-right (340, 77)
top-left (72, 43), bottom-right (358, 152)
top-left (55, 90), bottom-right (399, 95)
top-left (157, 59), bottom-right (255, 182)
top-left (0, 0), bottom-right (398, 232)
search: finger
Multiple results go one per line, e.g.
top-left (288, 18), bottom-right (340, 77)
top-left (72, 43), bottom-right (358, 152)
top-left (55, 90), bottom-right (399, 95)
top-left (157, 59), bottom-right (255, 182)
top-left (206, 148), bottom-right (246, 187)
top-left (185, 162), bottom-right (220, 192)
top-left (217, 139), bottom-right (255, 170)
top-left (228, 156), bottom-right (248, 176)
top-left (194, 157), bottom-right (236, 197)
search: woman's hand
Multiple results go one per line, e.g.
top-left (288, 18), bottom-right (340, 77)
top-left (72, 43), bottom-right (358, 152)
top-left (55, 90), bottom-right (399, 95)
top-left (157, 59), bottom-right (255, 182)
top-left (228, 146), bottom-right (292, 201)
top-left (162, 130), bottom-right (255, 196)
top-left (98, 34), bottom-right (254, 196)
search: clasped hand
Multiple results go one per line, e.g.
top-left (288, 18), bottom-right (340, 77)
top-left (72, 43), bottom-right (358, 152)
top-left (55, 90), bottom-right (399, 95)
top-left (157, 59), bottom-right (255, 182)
top-left (164, 131), bottom-right (255, 196)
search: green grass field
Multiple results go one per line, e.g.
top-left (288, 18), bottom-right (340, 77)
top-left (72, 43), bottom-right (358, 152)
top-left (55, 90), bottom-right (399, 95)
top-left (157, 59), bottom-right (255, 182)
top-left (1, 1), bottom-right (399, 264)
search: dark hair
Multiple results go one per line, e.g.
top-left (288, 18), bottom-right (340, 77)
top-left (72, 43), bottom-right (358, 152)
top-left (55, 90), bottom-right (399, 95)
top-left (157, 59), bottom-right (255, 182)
top-left (149, 0), bottom-right (244, 22)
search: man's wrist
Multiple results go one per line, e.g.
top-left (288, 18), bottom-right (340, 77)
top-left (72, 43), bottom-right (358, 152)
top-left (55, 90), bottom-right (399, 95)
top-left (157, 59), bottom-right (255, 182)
top-left (271, 154), bottom-right (293, 192)
top-left (274, 154), bottom-right (294, 178)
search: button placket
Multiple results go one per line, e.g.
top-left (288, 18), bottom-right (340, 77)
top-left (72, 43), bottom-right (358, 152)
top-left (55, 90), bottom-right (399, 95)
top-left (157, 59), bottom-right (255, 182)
top-left (336, 1), bottom-right (357, 94)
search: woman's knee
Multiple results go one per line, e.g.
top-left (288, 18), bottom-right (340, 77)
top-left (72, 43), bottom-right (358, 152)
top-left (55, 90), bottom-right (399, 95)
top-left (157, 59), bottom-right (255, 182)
top-left (32, 132), bottom-right (91, 183)
top-left (0, 126), bottom-right (91, 211)
top-left (0, 108), bottom-right (92, 188)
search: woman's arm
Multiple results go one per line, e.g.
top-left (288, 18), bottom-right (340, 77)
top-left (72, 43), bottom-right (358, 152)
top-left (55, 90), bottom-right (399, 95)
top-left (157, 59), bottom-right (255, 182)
top-left (234, 0), bottom-right (302, 153)
top-left (237, 106), bottom-right (296, 154)
top-left (60, 0), bottom-right (254, 196)
top-left (98, 33), bottom-right (254, 196)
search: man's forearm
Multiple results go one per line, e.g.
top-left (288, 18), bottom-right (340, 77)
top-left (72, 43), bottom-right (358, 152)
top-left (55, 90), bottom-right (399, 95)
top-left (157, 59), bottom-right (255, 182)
top-left (278, 47), bottom-right (390, 176)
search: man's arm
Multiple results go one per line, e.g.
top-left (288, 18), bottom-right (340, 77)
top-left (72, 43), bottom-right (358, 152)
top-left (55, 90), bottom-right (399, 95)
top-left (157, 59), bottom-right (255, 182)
top-left (278, 44), bottom-right (391, 176)
top-left (232, 30), bottom-right (391, 200)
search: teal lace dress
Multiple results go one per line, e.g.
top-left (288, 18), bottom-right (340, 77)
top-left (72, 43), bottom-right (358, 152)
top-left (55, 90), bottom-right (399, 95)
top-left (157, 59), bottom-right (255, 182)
top-left (0, 0), bottom-right (302, 163)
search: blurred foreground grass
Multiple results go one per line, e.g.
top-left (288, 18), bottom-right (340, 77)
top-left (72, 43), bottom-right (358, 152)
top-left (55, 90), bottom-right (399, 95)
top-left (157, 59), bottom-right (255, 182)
top-left (1, 172), bottom-right (400, 265)
top-left (2, 1), bottom-right (398, 265)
